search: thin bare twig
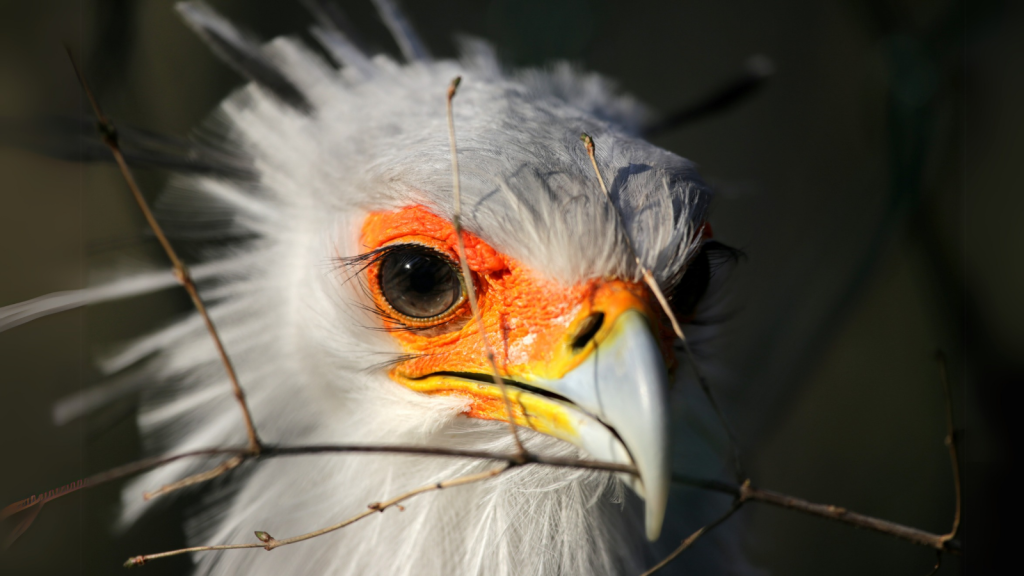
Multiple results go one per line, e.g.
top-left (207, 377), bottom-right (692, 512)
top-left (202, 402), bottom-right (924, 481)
top-left (123, 464), bottom-right (510, 567)
top-left (143, 455), bottom-right (244, 501)
top-left (64, 48), bottom-right (261, 454)
top-left (935, 352), bottom-right (961, 543)
top-left (447, 77), bottom-right (526, 459)
top-left (670, 474), bottom-right (962, 552)
top-left (641, 496), bottom-right (746, 575)
top-left (737, 483), bottom-right (960, 552)
top-left (653, 453), bottom-right (963, 576)
top-left (579, 132), bottom-right (744, 481)
top-left (2, 444), bottom-right (635, 528)
top-left (1, 447), bottom-right (247, 544)
top-left (5, 440), bottom-right (960, 557)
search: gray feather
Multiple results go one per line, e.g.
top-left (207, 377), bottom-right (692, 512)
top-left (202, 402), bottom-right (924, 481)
top-left (311, 26), bottom-right (377, 78)
top-left (370, 0), bottom-right (431, 62)
top-left (0, 115), bottom-right (255, 178)
top-left (302, 0), bottom-right (375, 56)
top-left (175, 1), bottom-right (313, 114)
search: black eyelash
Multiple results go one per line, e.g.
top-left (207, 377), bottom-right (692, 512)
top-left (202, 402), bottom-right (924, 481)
top-left (663, 240), bottom-right (744, 324)
top-left (705, 241), bottom-right (745, 270)
top-left (361, 352), bottom-right (436, 374)
top-left (661, 241), bottom-right (743, 295)
top-left (331, 244), bottom-right (405, 284)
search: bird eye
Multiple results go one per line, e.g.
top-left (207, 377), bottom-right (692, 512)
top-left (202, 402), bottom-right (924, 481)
top-left (378, 245), bottom-right (464, 321)
top-left (668, 241), bottom-right (741, 321)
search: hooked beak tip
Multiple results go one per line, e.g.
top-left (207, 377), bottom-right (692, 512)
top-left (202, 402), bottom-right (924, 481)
top-left (551, 310), bottom-right (672, 541)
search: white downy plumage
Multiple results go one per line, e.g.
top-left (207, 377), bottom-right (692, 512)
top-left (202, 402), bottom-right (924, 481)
top-left (3, 1), bottom-right (758, 574)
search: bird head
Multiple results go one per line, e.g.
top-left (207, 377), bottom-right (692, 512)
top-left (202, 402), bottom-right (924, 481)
top-left (354, 204), bottom-right (683, 539)
top-left (108, 3), bottom-right (722, 573)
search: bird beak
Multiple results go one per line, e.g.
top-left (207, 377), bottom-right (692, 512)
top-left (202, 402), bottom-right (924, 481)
top-left (392, 289), bottom-right (672, 541)
top-left (526, 309), bottom-right (671, 540)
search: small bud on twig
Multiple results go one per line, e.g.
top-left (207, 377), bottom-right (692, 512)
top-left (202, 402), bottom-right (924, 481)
top-left (447, 75), bottom-right (461, 99)
top-left (254, 530), bottom-right (278, 550)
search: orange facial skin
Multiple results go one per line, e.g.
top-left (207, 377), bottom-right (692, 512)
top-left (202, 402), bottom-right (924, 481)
top-left (359, 205), bottom-right (678, 425)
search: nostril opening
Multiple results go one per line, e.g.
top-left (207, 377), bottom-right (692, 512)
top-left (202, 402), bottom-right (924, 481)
top-left (570, 312), bottom-right (605, 351)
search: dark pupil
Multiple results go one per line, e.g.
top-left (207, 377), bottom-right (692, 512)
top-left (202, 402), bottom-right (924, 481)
top-left (380, 247), bottom-right (461, 319)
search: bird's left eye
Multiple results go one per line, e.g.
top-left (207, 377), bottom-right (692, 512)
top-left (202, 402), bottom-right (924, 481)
top-left (378, 245), bottom-right (464, 321)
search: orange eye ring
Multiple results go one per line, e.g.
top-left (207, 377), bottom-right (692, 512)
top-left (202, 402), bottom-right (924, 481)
top-left (367, 240), bottom-right (470, 328)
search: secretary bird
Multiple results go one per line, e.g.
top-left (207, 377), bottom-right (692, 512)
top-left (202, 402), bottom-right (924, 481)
top-left (0, 1), bottom-right (771, 574)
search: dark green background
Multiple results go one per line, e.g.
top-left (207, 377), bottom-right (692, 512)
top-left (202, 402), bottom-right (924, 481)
top-left (0, 1), bottom-right (1014, 574)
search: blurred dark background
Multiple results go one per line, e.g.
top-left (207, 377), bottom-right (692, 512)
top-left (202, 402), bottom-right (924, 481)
top-left (0, 0), bottom-right (1015, 574)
